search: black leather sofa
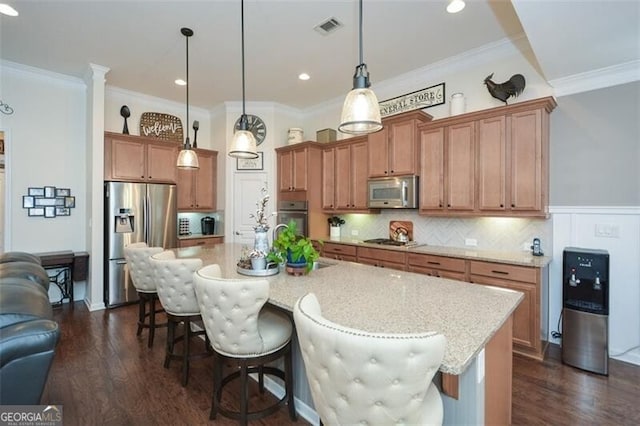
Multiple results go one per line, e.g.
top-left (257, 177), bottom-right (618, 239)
top-left (0, 252), bottom-right (60, 404)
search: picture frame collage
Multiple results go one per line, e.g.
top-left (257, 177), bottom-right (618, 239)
top-left (22, 186), bottom-right (76, 218)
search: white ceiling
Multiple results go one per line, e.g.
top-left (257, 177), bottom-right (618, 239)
top-left (1, 1), bottom-right (638, 110)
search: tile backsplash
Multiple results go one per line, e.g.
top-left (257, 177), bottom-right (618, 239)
top-left (337, 211), bottom-right (552, 254)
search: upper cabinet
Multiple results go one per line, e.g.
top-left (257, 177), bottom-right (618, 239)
top-left (418, 97), bottom-right (556, 218)
top-left (176, 148), bottom-right (218, 211)
top-left (368, 111), bottom-right (432, 178)
top-left (104, 132), bottom-right (178, 183)
top-left (321, 136), bottom-right (369, 212)
top-left (278, 144), bottom-right (311, 192)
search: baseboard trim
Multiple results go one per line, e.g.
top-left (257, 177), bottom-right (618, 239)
top-left (259, 374), bottom-right (319, 426)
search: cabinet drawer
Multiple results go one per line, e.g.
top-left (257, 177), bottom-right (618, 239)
top-left (469, 260), bottom-right (537, 283)
top-left (407, 265), bottom-right (466, 281)
top-left (407, 253), bottom-right (465, 273)
top-left (323, 242), bottom-right (357, 257)
top-left (178, 237), bottom-right (223, 248)
top-left (357, 247), bottom-right (406, 265)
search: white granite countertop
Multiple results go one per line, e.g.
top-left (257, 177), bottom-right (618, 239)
top-left (174, 243), bottom-right (523, 375)
top-left (320, 236), bottom-right (551, 268)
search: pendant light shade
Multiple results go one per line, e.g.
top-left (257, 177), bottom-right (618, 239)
top-left (177, 27), bottom-right (199, 169)
top-left (338, 0), bottom-right (382, 135)
top-left (228, 0), bottom-right (258, 159)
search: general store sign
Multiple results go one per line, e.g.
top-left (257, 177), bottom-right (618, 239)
top-left (379, 83), bottom-right (445, 118)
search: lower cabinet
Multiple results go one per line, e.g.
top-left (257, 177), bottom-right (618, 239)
top-left (322, 242), bottom-right (357, 262)
top-left (357, 247), bottom-right (406, 271)
top-left (469, 260), bottom-right (548, 360)
top-left (178, 236), bottom-right (224, 248)
top-left (406, 253), bottom-right (466, 281)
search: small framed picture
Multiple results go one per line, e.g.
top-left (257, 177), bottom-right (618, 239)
top-left (55, 207), bottom-right (70, 216)
top-left (22, 196), bottom-right (34, 208)
top-left (236, 151), bottom-right (264, 171)
top-left (44, 186), bottom-right (56, 198)
top-left (64, 196), bottom-right (76, 208)
top-left (29, 208), bottom-right (45, 217)
top-left (28, 187), bottom-right (44, 197)
top-left (44, 206), bottom-right (56, 218)
top-left (55, 188), bottom-right (70, 197)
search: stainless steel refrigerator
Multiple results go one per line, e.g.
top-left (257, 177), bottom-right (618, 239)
top-left (104, 182), bottom-right (177, 308)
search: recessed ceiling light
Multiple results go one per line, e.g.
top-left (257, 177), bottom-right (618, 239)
top-left (0, 4), bottom-right (18, 16)
top-left (298, 73), bottom-right (310, 81)
top-left (175, 79), bottom-right (186, 86)
top-left (447, 0), bottom-right (465, 14)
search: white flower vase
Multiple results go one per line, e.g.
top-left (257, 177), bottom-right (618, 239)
top-left (330, 225), bottom-right (341, 240)
top-left (254, 227), bottom-right (269, 253)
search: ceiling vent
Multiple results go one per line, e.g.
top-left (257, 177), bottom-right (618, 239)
top-left (314, 17), bottom-right (343, 35)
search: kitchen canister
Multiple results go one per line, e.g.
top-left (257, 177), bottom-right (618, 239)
top-left (450, 92), bottom-right (466, 116)
top-left (287, 128), bottom-right (304, 145)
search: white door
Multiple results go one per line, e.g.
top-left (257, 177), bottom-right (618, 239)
top-left (232, 172), bottom-right (269, 246)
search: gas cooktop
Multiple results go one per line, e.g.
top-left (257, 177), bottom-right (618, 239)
top-left (362, 238), bottom-right (417, 246)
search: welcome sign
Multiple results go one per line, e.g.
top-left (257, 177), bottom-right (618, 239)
top-left (379, 83), bottom-right (445, 118)
top-left (139, 112), bottom-right (183, 143)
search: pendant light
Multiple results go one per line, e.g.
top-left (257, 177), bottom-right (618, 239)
top-left (176, 27), bottom-right (199, 169)
top-left (228, 0), bottom-right (258, 159)
top-left (338, 0), bottom-right (382, 135)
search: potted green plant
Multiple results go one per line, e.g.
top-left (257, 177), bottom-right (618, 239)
top-left (269, 220), bottom-right (321, 273)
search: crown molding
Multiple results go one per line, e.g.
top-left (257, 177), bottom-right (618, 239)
top-left (1, 59), bottom-right (85, 88)
top-left (106, 85), bottom-right (209, 116)
top-left (550, 60), bottom-right (640, 97)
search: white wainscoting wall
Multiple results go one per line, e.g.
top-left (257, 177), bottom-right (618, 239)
top-left (550, 206), bottom-right (640, 366)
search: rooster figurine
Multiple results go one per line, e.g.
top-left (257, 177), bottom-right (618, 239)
top-left (484, 73), bottom-right (526, 104)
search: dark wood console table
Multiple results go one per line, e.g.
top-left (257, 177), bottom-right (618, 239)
top-left (36, 251), bottom-right (89, 307)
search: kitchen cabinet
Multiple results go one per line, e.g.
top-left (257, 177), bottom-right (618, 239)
top-left (276, 142), bottom-right (326, 237)
top-left (407, 253), bottom-right (466, 281)
top-left (368, 111), bottom-right (432, 178)
top-left (419, 123), bottom-right (475, 213)
top-left (104, 132), bottom-right (178, 183)
top-left (176, 148), bottom-right (218, 211)
top-left (321, 137), bottom-right (369, 212)
top-left (357, 246), bottom-right (406, 271)
top-left (418, 97), bottom-right (555, 217)
top-left (278, 145), bottom-right (310, 192)
top-left (177, 236), bottom-right (223, 248)
top-left (322, 242), bottom-right (357, 262)
top-left (469, 260), bottom-right (548, 360)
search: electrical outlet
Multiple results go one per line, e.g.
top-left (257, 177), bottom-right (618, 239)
top-left (351, 230), bottom-right (359, 236)
top-left (465, 238), bottom-right (478, 247)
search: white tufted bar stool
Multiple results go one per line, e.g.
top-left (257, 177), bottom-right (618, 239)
top-left (123, 243), bottom-right (166, 348)
top-left (149, 250), bottom-right (211, 386)
top-left (293, 292), bottom-right (446, 426)
top-left (194, 264), bottom-right (297, 425)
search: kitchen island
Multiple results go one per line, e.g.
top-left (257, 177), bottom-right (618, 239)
top-left (175, 243), bottom-right (523, 425)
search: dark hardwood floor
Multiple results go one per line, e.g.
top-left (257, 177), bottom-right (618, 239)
top-left (44, 302), bottom-right (640, 425)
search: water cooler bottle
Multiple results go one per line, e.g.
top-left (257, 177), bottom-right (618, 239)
top-left (562, 247), bottom-right (609, 375)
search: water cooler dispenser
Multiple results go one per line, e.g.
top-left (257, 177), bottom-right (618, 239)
top-left (562, 247), bottom-right (610, 375)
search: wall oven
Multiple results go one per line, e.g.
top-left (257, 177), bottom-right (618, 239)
top-left (276, 200), bottom-right (308, 237)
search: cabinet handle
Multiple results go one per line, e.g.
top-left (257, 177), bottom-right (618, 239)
top-left (334, 248), bottom-right (342, 252)
top-left (500, 204), bottom-right (504, 208)
top-left (447, 204), bottom-right (451, 207)
top-left (141, 175), bottom-right (144, 178)
top-left (439, 203), bottom-right (443, 208)
top-left (384, 171), bottom-right (388, 175)
top-left (491, 270), bottom-right (509, 275)
top-left (511, 204), bottom-right (515, 207)
top-left (196, 241), bottom-right (206, 245)
top-left (427, 261), bottom-right (441, 265)
top-left (390, 170), bottom-right (394, 174)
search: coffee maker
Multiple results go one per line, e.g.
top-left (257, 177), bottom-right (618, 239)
top-left (562, 247), bottom-right (609, 375)
top-left (201, 216), bottom-right (215, 235)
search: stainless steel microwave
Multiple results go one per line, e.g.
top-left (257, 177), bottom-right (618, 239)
top-left (367, 176), bottom-right (419, 208)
